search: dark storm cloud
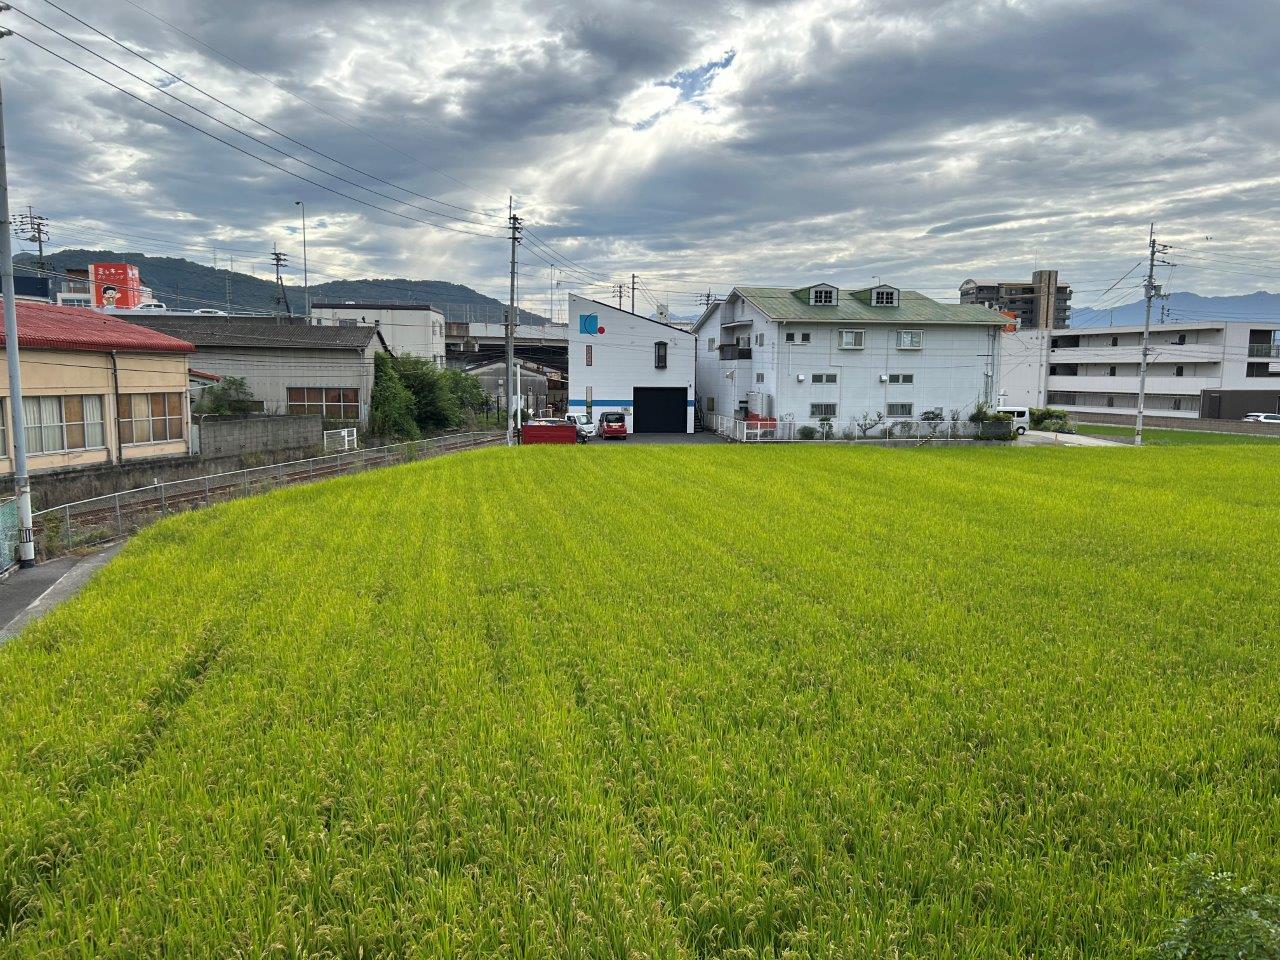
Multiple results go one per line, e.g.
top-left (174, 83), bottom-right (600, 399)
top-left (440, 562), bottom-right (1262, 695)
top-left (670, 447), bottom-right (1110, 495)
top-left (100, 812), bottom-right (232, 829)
top-left (5, 0), bottom-right (1280, 302)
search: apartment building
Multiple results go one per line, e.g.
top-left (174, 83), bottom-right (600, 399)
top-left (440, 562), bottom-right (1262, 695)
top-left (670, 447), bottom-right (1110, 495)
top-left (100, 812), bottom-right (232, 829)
top-left (960, 270), bottom-right (1071, 329)
top-left (311, 301), bottom-right (446, 366)
top-left (693, 283), bottom-right (1005, 428)
top-left (999, 321), bottom-right (1280, 418)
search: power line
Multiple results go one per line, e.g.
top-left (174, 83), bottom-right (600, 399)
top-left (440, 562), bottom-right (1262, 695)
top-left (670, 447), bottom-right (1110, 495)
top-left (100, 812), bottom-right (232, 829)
top-left (8, 30), bottom-right (507, 241)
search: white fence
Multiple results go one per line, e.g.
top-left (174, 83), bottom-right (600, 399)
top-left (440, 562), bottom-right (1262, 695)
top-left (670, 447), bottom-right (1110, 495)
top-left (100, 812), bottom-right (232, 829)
top-left (324, 427), bottom-right (359, 452)
top-left (708, 414), bottom-right (1008, 442)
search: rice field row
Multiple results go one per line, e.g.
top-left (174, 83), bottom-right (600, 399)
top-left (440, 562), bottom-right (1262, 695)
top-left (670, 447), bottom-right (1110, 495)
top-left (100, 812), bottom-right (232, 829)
top-left (1, 444), bottom-right (1278, 957)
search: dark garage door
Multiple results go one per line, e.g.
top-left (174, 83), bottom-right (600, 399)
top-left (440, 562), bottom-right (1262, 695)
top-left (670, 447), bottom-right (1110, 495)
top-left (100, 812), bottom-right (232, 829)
top-left (632, 387), bottom-right (688, 433)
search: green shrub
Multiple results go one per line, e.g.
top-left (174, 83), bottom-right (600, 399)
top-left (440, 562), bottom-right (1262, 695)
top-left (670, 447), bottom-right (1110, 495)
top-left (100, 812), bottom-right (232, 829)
top-left (796, 425), bottom-right (818, 440)
top-left (1152, 858), bottom-right (1280, 959)
top-left (369, 353), bottom-right (421, 441)
top-left (1030, 406), bottom-right (1069, 430)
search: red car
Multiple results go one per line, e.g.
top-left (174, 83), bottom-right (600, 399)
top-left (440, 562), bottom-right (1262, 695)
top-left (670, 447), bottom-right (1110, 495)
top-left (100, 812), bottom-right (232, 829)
top-left (597, 412), bottom-right (628, 439)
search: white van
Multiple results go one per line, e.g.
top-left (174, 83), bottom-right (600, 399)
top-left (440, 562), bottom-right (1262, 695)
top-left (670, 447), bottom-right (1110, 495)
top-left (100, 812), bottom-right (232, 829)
top-left (997, 406), bottom-right (1031, 435)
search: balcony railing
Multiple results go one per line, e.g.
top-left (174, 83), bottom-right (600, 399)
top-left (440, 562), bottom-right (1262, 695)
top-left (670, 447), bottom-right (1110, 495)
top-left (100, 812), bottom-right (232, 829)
top-left (718, 345), bottom-right (753, 360)
top-left (1248, 343), bottom-right (1280, 358)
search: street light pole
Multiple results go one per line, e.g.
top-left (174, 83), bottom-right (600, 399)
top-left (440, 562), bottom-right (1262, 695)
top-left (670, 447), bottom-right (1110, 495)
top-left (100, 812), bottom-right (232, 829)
top-left (294, 201), bottom-right (309, 321)
top-left (0, 69), bottom-right (36, 567)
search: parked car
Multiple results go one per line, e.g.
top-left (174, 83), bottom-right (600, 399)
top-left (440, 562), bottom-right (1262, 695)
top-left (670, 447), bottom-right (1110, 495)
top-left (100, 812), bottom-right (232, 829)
top-left (134, 302), bottom-right (168, 311)
top-left (997, 406), bottom-right (1031, 435)
top-left (597, 412), bottom-right (628, 439)
top-left (1243, 412), bottom-right (1280, 424)
top-left (565, 413), bottom-right (596, 438)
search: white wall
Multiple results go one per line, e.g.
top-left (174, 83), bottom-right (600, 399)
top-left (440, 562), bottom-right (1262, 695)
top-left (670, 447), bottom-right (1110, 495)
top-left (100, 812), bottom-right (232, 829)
top-left (998, 329), bottom-right (1050, 408)
top-left (568, 294), bottom-right (695, 432)
top-left (312, 305), bottom-right (446, 365)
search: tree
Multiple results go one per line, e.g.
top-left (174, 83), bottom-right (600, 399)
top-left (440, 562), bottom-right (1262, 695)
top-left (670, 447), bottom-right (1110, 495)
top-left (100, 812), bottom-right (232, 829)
top-left (370, 353), bottom-right (420, 440)
top-left (391, 355), bottom-right (459, 430)
top-left (855, 410), bottom-right (885, 439)
top-left (192, 376), bottom-right (257, 415)
top-left (1152, 857), bottom-right (1280, 959)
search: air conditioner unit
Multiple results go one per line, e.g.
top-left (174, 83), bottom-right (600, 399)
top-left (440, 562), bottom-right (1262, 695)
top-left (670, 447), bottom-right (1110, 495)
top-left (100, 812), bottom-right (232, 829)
top-left (880, 374), bottom-right (889, 383)
top-left (796, 373), bottom-right (806, 382)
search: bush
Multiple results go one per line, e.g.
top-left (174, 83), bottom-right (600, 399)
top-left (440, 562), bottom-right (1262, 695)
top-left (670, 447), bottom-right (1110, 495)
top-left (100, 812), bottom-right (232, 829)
top-left (370, 354), bottom-right (421, 441)
top-left (1030, 407), bottom-right (1069, 430)
top-left (193, 376), bottom-right (257, 415)
top-left (1151, 857), bottom-right (1280, 959)
top-left (796, 425), bottom-right (818, 440)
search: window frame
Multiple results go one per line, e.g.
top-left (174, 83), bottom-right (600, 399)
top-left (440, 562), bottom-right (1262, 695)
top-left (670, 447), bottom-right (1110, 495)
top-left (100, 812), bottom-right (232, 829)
top-left (811, 287), bottom-right (834, 305)
top-left (873, 288), bottom-right (898, 307)
top-left (654, 341), bottom-right (668, 370)
top-left (837, 328), bottom-right (865, 350)
top-left (886, 401), bottom-right (914, 418)
top-left (809, 402), bottom-right (837, 418)
top-left (23, 394), bottom-right (107, 455)
top-left (897, 329), bottom-right (923, 350)
top-left (888, 373), bottom-right (915, 385)
top-left (284, 387), bottom-right (360, 421)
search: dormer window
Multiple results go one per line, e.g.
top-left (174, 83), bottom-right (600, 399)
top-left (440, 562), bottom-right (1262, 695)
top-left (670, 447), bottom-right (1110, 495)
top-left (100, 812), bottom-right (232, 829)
top-left (873, 288), bottom-right (899, 307)
top-left (807, 284), bottom-right (838, 306)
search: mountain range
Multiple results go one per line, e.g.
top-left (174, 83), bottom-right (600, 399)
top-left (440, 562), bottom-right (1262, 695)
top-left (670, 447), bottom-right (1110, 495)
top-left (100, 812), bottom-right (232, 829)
top-left (13, 249), bottom-right (548, 325)
top-left (1070, 290), bottom-right (1280, 327)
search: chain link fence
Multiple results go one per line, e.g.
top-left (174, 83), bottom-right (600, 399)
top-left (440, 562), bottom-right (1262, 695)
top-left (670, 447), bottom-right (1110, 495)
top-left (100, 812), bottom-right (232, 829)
top-left (32, 431), bottom-right (501, 560)
top-left (0, 496), bottom-right (19, 574)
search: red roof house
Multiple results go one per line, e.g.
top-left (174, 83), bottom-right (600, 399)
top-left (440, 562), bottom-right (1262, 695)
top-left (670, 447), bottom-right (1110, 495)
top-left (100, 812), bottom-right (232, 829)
top-left (4, 301), bottom-right (194, 354)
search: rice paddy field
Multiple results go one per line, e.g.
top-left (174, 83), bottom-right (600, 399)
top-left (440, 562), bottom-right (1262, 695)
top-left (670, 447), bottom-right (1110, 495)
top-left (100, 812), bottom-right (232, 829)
top-left (2, 444), bottom-right (1278, 958)
top-left (1073, 423), bottom-right (1280, 445)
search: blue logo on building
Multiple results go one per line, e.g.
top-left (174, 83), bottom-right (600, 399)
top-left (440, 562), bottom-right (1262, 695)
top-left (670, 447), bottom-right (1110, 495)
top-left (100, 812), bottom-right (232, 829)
top-left (579, 313), bottom-right (605, 335)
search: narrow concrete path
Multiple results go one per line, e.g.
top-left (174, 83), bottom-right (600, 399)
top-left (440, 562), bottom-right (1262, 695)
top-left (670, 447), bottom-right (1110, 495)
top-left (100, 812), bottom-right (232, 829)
top-left (0, 543), bottom-right (124, 642)
top-left (1019, 430), bottom-right (1122, 447)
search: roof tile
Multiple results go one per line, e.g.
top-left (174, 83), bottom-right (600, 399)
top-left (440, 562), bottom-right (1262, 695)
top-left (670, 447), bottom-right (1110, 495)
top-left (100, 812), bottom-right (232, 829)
top-left (4, 301), bottom-right (194, 353)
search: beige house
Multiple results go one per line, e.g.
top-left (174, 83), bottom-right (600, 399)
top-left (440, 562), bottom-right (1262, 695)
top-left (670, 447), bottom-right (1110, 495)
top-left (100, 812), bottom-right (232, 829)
top-left (0, 301), bottom-right (194, 475)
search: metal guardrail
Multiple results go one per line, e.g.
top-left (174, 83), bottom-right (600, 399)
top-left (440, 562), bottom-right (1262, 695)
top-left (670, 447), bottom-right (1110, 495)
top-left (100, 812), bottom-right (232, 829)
top-left (1247, 343), bottom-right (1280, 358)
top-left (32, 431), bottom-right (501, 559)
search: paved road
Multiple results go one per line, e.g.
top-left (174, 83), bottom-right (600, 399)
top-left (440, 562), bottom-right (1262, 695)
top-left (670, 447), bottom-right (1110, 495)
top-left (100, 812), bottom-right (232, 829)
top-left (0, 543), bottom-right (123, 642)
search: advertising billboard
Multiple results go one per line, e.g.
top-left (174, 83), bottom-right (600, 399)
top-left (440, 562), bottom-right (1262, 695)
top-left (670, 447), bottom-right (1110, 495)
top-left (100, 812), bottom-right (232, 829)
top-left (89, 263), bottom-right (143, 309)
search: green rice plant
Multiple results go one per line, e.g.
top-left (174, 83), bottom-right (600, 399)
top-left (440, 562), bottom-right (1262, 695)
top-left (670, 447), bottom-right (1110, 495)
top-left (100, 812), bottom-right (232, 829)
top-left (1, 444), bottom-right (1279, 957)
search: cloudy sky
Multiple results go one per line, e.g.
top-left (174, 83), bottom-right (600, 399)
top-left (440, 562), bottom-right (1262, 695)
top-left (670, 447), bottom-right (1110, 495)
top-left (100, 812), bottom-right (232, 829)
top-left (5, 0), bottom-right (1280, 315)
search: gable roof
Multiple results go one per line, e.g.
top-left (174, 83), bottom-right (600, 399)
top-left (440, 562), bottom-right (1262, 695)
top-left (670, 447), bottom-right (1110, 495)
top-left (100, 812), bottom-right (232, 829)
top-left (571, 295), bottom-right (696, 336)
top-left (128, 317), bottom-right (388, 351)
top-left (733, 287), bottom-right (1008, 325)
top-left (4, 301), bottom-right (194, 354)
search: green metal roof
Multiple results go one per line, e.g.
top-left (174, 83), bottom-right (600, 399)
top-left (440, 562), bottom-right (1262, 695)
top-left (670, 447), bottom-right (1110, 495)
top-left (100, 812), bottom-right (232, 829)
top-left (734, 287), bottom-right (1008, 325)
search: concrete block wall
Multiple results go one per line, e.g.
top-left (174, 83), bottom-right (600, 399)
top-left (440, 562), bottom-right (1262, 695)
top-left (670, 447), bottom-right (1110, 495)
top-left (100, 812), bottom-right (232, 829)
top-left (197, 415), bottom-right (324, 458)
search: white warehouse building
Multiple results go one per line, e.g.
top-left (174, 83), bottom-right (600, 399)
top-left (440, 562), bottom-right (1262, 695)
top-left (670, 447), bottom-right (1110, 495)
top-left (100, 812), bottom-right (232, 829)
top-left (567, 294), bottom-right (695, 433)
top-left (999, 320), bottom-right (1280, 418)
top-left (311, 301), bottom-right (447, 366)
top-left (693, 283), bottom-right (1006, 428)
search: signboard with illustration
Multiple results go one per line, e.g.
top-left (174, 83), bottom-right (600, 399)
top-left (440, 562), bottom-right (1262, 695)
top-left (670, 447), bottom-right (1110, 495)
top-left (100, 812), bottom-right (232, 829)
top-left (90, 263), bottom-right (143, 309)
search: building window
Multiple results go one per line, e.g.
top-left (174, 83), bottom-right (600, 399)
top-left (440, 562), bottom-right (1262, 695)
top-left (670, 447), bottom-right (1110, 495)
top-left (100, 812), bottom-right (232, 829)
top-left (785, 332), bottom-right (794, 343)
top-left (812, 288), bottom-right (834, 305)
top-left (118, 393), bottom-right (183, 444)
top-left (654, 341), bottom-right (668, 370)
top-left (886, 402), bottom-right (914, 418)
top-left (873, 289), bottom-right (898, 306)
top-left (755, 372), bottom-right (765, 383)
top-left (1111, 336), bottom-right (1119, 347)
top-left (897, 330), bottom-right (923, 350)
top-left (837, 328), bottom-right (864, 350)
top-left (811, 373), bottom-right (837, 384)
top-left (586, 344), bottom-right (592, 367)
top-left (1175, 365), bottom-right (1185, 377)
top-left (706, 396), bottom-right (715, 412)
top-left (755, 332), bottom-right (764, 346)
top-left (888, 373), bottom-right (915, 384)
top-left (23, 395), bottom-right (106, 454)
top-left (285, 387), bottom-right (360, 420)
top-left (1176, 334), bottom-right (1187, 345)
top-left (801, 332), bottom-right (811, 343)
top-left (1172, 397), bottom-right (1182, 410)
top-left (1108, 365), bottom-right (1117, 377)
top-left (809, 402), bottom-right (837, 418)
top-left (707, 337), bottom-right (716, 352)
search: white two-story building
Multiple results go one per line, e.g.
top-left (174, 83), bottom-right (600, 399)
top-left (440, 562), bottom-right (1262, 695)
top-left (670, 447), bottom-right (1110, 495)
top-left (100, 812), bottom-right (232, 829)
top-left (567, 294), bottom-right (695, 433)
top-left (693, 283), bottom-right (1006, 427)
top-left (999, 320), bottom-right (1280, 419)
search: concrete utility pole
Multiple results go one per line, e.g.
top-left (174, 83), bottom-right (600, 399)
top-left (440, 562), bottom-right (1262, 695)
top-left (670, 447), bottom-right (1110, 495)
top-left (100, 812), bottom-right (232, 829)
top-left (0, 67), bottom-right (36, 567)
top-left (295, 201), bottom-right (310, 321)
top-left (15, 204), bottom-right (48, 275)
top-left (630, 273), bottom-right (636, 313)
top-left (1135, 223), bottom-right (1172, 447)
top-left (505, 196), bottom-right (521, 446)
top-left (615, 283), bottom-right (624, 310)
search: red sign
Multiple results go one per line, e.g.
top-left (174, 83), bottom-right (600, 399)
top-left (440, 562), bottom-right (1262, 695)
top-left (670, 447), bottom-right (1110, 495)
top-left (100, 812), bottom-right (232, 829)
top-left (90, 263), bottom-right (143, 309)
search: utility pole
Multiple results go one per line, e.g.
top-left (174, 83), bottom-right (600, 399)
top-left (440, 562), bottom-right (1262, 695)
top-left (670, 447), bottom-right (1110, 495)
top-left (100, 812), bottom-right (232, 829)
top-left (505, 196), bottom-right (521, 446)
top-left (615, 283), bottom-right (624, 310)
top-left (1135, 223), bottom-right (1172, 447)
top-left (14, 204), bottom-right (48, 275)
top-left (271, 245), bottom-right (291, 318)
top-left (294, 201), bottom-right (309, 321)
top-left (696, 291), bottom-right (716, 308)
top-left (630, 273), bottom-right (636, 313)
top-left (548, 265), bottom-right (556, 325)
top-left (0, 64), bottom-right (36, 567)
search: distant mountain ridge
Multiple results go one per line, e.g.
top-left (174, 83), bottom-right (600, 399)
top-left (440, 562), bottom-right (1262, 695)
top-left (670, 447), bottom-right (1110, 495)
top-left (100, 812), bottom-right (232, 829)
top-left (1071, 290), bottom-right (1280, 327)
top-left (13, 249), bottom-right (548, 325)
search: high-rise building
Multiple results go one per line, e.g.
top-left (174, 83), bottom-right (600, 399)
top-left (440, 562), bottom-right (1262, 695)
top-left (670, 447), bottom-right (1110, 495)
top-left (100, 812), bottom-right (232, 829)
top-left (959, 270), bottom-right (1071, 329)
